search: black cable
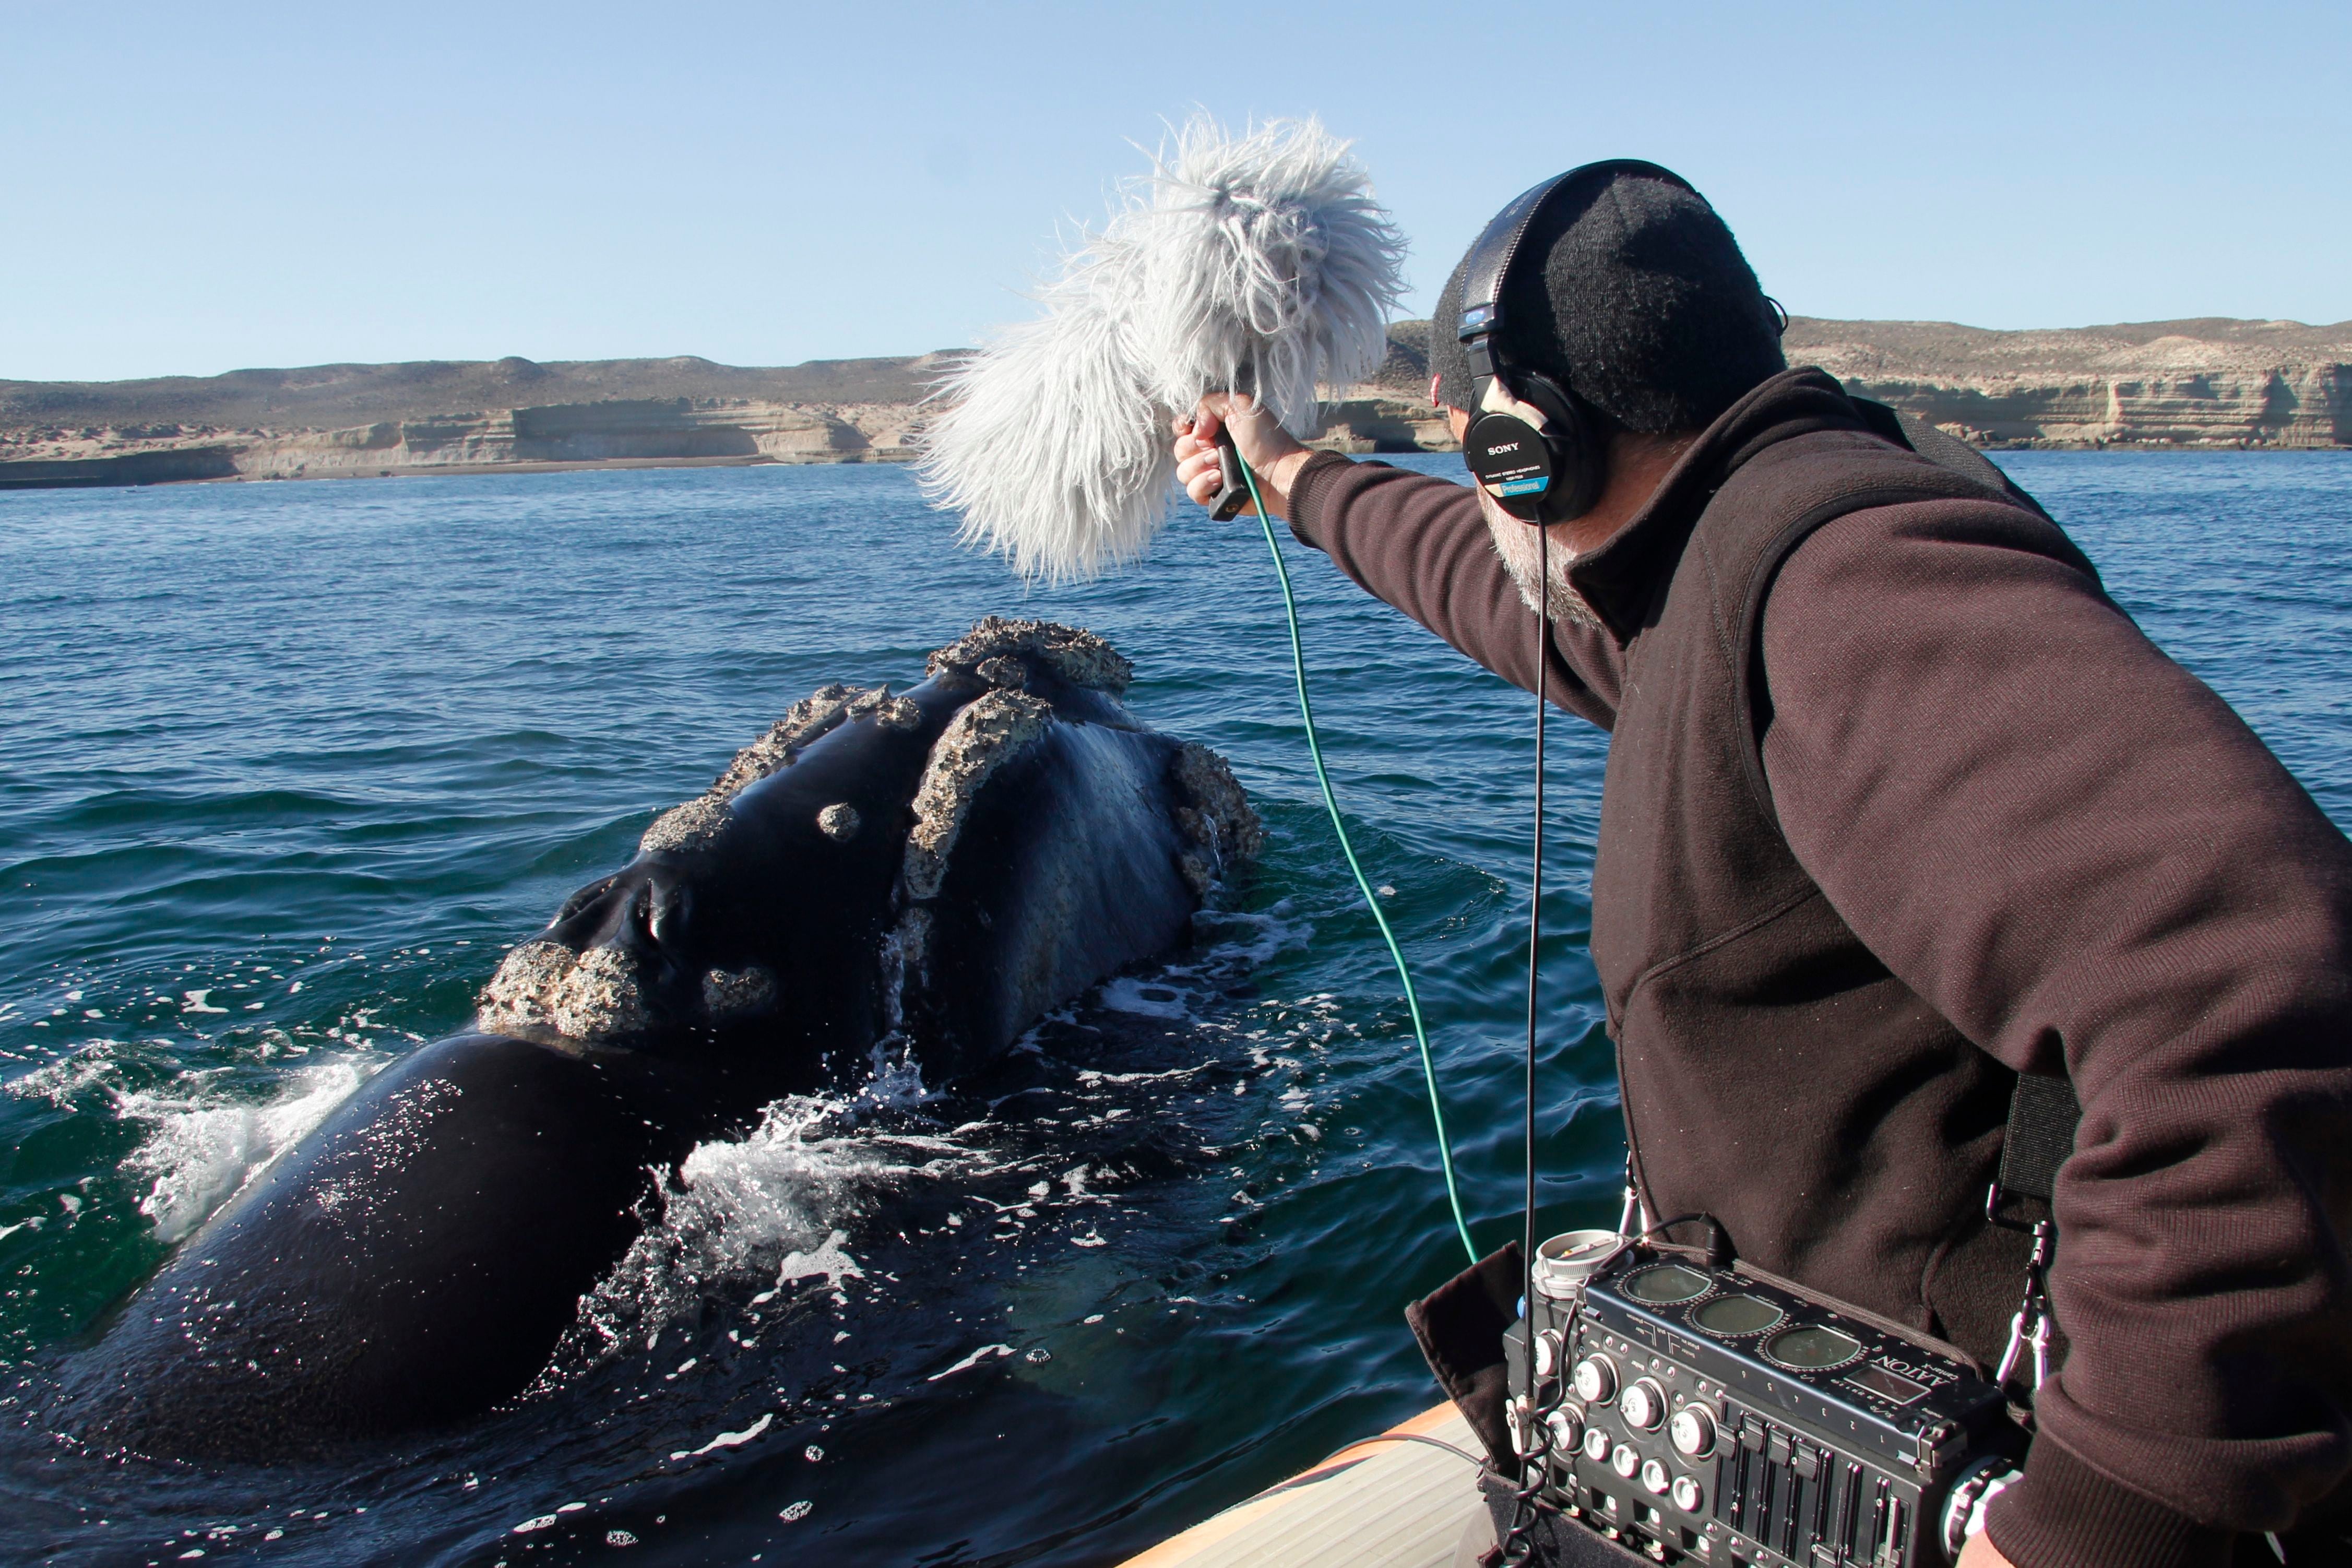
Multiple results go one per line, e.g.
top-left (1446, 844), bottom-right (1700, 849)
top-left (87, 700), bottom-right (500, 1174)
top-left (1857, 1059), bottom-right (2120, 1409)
top-left (1502, 521), bottom-right (1554, 1568)
top-left (1524, 520), bottom-right (1549, 1415)
top-left (1625, 1212), bottom-right (1728, 1264)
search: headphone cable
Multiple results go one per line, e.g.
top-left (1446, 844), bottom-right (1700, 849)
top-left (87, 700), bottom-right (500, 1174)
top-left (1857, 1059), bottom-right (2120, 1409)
top-left (1524, 521), bottom-right (1549, 1480)
top-left (1499, 523), bottom-right (1554, 1568)
top-left (1234, 452), bottom-right (1478, 1266)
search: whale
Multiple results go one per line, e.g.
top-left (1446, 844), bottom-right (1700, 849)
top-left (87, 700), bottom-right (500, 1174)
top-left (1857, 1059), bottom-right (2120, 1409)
top-left (72, 618), bottom-right (1260, 1458)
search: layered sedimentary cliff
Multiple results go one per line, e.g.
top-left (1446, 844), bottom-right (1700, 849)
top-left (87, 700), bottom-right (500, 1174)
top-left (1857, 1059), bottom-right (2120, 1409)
top-left (0, 355), bottom-right (937, 488)
top-left (233, 398), bottom-right (912, 476)
top-left (1785, 317), bottom-right (2352, 449)
top-left (1345, 316), bottom-right (2352, 452)
top-left (4, 317), bottom-right (2345, 490)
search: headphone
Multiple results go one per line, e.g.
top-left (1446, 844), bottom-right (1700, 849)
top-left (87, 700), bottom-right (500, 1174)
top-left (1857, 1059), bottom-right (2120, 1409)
top-left (1456, 159), bottom-right (1701, 525)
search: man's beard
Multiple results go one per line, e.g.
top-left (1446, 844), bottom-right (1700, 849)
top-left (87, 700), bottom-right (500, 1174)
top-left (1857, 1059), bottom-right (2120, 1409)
top-left (1477, 488), bottom-right (1601, 628)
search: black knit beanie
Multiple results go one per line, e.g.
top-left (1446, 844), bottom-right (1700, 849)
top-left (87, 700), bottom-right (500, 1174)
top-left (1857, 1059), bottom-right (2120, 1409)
top-left (1429, 167), bottom-right (1785, 434)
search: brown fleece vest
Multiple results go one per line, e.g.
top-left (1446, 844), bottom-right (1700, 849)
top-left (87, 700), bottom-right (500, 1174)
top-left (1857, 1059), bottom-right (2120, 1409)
top-left (1589, 423), bottom-right (2095, 1365)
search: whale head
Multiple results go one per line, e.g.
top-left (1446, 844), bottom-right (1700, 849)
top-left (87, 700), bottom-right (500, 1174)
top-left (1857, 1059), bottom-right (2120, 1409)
top-left (470, 619), bottom-right (1256, 1086)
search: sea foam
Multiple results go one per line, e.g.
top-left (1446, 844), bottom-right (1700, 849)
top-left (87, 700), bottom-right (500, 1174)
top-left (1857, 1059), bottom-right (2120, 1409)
top-left (557, 1051), bottom-right (965, 1365)
top-left (120, 1059), bottom-right (372, 1241)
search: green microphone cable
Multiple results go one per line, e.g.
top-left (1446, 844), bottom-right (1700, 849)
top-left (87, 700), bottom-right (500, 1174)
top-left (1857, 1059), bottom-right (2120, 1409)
top-left (1234, 452), bottom-right (1478, 1266)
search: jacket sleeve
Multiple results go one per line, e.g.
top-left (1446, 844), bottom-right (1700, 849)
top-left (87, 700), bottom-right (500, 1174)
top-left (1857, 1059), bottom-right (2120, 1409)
top-left (1288, 452), bottom-right (1624, 729)
top-left (1756, 496), bottom-right (2352, 1568)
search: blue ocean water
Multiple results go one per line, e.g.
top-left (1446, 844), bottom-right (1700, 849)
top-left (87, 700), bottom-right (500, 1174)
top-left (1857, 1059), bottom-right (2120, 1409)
top-left (1, 452), bottom-right (2346, 1565)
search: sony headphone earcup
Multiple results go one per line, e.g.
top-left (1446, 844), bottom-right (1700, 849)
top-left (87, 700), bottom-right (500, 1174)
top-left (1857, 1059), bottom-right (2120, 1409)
top-left (1462, 408), bottom-right (1555, 524)
top-left (1515, 374), bottom-right (1603, 522)
top-left (1461, 375), bottom-right (1602, 525)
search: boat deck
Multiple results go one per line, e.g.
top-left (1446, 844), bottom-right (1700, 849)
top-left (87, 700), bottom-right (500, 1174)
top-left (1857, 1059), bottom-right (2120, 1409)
top-left (1119, 1401), bottom-right (1488, 1568)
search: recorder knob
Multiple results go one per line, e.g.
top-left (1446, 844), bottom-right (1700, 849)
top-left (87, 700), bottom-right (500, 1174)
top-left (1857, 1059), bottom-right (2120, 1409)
top-left (1545, 1406), bottom-right (1583, 1454)
top-left (1670, 1405), bottom-right (1718, 1459)
top-left (1619, 1377), bottom-right (1667, 1431)
top-left (1941, 1456), bottom-right (2023, 1557)
top-left (1640, 1457), bottom-right (1671, 1496)
top-left (1670, 1474), bottom-right (1704, 1514)
top-left (1535, 1329), bottom-right (1563, 1380)
top-left (1572, 1354), bottom-right (1618, 1404)
top-left (1611, 1442), bottom-right (1641, 1480)
top-left (1583, 1426), bottom-right (1613, 1464)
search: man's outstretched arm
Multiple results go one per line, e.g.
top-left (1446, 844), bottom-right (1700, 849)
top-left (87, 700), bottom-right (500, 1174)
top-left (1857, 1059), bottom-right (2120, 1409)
top-left (1175, 398), bottom-right (1624, 727)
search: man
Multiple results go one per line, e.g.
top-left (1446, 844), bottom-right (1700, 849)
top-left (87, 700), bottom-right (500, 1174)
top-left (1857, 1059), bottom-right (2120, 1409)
top-left (1171, 165), bottom-right (2352, 1568)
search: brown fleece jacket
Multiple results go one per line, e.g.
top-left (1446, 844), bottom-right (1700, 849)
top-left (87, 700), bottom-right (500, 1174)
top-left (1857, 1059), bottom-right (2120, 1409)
top-left (1286, 369), bottom-right (2352, 1568)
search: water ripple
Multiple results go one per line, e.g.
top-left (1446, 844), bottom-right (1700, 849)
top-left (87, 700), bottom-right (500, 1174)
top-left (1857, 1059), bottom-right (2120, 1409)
top-left (0, 453), bottom-right (2345, 1565)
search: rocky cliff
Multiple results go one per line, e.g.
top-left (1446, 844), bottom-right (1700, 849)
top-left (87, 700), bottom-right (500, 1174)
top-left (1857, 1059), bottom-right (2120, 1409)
top-left (0, 356), bottom-right (939, 488)
top-left (1785, 317), bottom-right (2352, 449)
top-left (1345, 315), bottom-right (2352, 452)
top-left (4, 317), bottom-right (2346, 490)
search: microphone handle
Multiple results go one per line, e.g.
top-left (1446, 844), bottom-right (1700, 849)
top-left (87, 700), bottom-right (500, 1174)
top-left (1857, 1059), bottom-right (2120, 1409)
top-left (1208, 425), bottom-right (1253, 521)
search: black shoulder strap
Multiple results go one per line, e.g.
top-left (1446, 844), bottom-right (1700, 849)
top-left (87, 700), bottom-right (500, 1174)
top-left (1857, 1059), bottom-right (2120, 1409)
top-left (1990, 1073), bottom-right (2076, 1404)
top-left (1998, 1072), bottom-right (2081, 1205)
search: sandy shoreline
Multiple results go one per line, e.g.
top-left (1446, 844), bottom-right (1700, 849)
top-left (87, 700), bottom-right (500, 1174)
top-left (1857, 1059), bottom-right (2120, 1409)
top-left (0, 444), bottom-right (921, 493)
top-left (205, 451), bottom-right (920, 484)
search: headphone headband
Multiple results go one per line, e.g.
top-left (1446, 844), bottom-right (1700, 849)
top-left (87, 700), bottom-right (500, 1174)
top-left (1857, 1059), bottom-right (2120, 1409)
top-left (1456, 159), bottom-right (1700, 383)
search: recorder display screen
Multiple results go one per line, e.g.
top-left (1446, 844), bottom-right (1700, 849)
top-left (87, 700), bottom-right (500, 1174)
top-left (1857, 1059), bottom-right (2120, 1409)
top-left (1690, 1294), bottom-right (1783, 1336)
top-left (1621, 1264), bottom-right (1711, 1304)
top-left (1842, 1362), bottom-right (1930, 1406)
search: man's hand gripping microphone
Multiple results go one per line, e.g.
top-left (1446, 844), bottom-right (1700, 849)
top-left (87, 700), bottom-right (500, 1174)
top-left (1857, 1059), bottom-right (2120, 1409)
top-left (1207, 425), bottom-right (1252, 522)
top-left (1180, 396), bottom-right (1311, 524)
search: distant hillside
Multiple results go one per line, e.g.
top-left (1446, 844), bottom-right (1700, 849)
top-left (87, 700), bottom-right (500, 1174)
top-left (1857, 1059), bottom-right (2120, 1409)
top-left (1783, 315), bottom-right (2352, 379)
top-left (1785, 316), bottom-right (2352, 448)
top-left (0, 352), bottom-right (956, 489)
top-left (0, 352), bottom-right (950, 436)
top-left (4, 316), bottom-right (2346, 490)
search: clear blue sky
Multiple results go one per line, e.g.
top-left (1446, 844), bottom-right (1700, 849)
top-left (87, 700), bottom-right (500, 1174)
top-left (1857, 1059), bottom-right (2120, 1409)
top-left (5, 0), bottom-right (2346, 383)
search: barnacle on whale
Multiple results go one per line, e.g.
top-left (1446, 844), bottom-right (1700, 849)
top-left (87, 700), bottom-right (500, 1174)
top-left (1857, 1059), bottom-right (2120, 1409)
top-left (925, 615), bottom-right (1133, 695)
top-left (478, 939), bottom-right (655, 1041)
top-left (1171, 742), bottom-right (1263, 895)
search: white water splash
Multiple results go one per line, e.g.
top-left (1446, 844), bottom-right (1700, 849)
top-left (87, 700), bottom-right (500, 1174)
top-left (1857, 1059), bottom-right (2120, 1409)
top-left (1193, 900), bottom-right (1313, 967)
top-left (1084, 905), bottom-right (1313, 1029)
top-left (926, 1343), bottom-right (1014, 1381)
top-left (4, 1041), bottom-right (125, 1108)
top-left (668, 1411), bottom-right (773, 1462)
top-left (120, 1060), bottom-right (371, 1241)
top-left (1097, 977), bottom-right (1198, 1020)
top-left (557, 1058), bottom-right (965, 1367)
top-left (770, 1230), bottom-right (864, 1296)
